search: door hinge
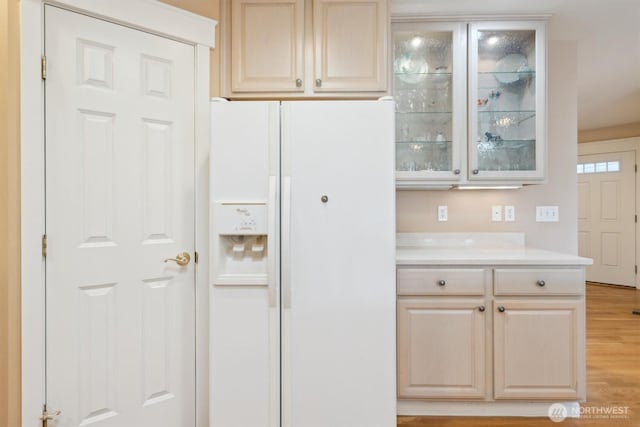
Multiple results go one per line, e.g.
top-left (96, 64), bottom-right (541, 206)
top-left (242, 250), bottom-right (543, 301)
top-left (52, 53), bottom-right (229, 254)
top-left (194, 251), bottom-right (199, 264)
top-left (635, 164), bottom-right (637, 173)
top-left (41, 234), bottom-right (47, 258)
top-left (41, 55), bottom-right (47, 80)
top-left (635, 265), bottom-right (637, 275)
top-left (40, 404), bottom-right (61, 427)
top-left (636, 214), bottom-right (638, 223)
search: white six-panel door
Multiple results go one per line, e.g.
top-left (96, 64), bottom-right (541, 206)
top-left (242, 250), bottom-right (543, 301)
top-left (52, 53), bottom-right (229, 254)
top-left (45, 6), bottom-right (196, 426)
top-left (578, 151), bottom-right (635, 286)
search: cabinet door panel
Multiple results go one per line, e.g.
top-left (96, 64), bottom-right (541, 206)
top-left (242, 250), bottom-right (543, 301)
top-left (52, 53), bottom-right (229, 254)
top-left (493, 298), bottom-right (585, 400)
top-left (313, 0), bottom-right (388, 92)
top-left (392, 21), bottom-right (467, 187)
top-left (468, 21), bottom-right (546, 181)
top-left (397, 298), bottom-right (487, 399)
top-left (231, 0), bottom-right (304, 92)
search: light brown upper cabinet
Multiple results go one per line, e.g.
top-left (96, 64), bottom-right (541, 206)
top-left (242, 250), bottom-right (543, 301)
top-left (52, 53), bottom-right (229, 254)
top-left (222, 0), bottom-right (389, 98)
top-left (393, 19), bottom-right (547, 189)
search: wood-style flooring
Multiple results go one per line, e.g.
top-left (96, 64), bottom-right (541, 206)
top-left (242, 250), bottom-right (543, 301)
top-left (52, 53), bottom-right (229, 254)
top-left (397, 283), bottom-right (640, 426)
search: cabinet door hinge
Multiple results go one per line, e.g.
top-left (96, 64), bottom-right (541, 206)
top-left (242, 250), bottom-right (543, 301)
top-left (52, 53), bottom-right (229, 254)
top-left (194, 251), bottom-right (199, 264)
top-left (41, 55), bottom-right (47, 80)
top-left (635, 265), bottom-right (637, 275)
top-left (41, 234), bottom-right (47, 258)
top-left (40, 404), bottom-right (61, 427)
top-left (635, 164), bottom-right (637, 173)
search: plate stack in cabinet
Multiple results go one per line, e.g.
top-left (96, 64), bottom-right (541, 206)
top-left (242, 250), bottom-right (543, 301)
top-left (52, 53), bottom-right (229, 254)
top-left (392, 19), bottom-right (546, 189)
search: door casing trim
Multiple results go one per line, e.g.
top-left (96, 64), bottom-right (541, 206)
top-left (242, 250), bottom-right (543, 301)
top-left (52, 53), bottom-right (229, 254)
top-left (20, 1), bottom-right (216, 425)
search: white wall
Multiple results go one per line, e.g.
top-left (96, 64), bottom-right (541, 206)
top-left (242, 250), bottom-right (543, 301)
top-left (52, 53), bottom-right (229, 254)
top-left (397, 40), bottom-right (579, 254)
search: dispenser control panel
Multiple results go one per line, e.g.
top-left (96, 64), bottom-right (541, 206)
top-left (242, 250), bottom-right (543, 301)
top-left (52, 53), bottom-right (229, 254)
top-left (216, 203), bottom-right (268, 235)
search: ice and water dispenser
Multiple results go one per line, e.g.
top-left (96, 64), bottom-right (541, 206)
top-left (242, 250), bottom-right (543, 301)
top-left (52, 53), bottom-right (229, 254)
top-left (212, 202), bottom-right (270, 285)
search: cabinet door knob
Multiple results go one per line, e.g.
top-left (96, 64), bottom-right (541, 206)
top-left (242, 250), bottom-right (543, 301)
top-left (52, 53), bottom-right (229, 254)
top-left (497, 306), bottom-right (505, 313)
top-left (478, 306), bottom-right (486, 312)
top-left (295, 78), bottom-right (302, 87)
top-left (438, 280), bottom-right (446, 286)
top-left (315, 78), bottom-right (322, 87)
top-left (321, 195), bottom-right (328, 203)
top-left (453, 169), bottom-right (461, 175)
top-left (472, 169), bottom-right (479, 175)
top-left (537, 280), bottom-right (546, 287)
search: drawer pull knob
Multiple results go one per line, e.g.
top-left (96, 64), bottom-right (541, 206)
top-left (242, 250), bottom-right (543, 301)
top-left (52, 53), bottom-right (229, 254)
top-left (438, 280), bottom-right (446, 286)
top-left (537, 280), bottom-right (546, 287)
top-left (498, 306), bottom-right (505, 313)
top-left (478, 306), bottom-right (486, 312)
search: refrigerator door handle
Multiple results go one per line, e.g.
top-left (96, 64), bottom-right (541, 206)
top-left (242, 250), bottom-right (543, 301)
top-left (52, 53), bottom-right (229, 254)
top-left (282, 176), bottom-right (292, 309)
top-left (268, 176), bottom-right (278, 307)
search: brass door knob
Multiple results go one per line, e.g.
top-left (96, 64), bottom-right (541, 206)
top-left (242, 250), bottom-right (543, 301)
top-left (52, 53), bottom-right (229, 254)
top-left (164, 252), bottom-right (191, 266)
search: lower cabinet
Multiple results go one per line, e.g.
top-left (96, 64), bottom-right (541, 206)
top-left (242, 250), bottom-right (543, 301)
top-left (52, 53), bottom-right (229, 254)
top-left (397, 265), bottom-right (586, 402)
top-left (397, 298), bottom-right (487, 399)
top-left (493, 298), bottom-right (584, 400)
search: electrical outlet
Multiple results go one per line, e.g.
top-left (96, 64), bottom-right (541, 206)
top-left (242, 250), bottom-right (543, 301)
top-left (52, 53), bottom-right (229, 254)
top-left (437, 205), bottom-right (448, 222)
top-left (536, 206), bottom-right (559, 222)
top-left (504, 205), bottom-right (515, 222)
top-left (492, 205), bottom-right (503, 222)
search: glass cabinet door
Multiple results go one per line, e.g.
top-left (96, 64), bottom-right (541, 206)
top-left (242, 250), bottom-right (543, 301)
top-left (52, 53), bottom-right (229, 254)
top-left (468, 21), bottom-right (546, 181)
top-left (393, 22), bottom-right (467, 187)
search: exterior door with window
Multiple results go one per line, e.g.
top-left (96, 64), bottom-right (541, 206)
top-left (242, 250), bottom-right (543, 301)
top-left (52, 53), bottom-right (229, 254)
top-left (578, 151), bottom-right (636, 286)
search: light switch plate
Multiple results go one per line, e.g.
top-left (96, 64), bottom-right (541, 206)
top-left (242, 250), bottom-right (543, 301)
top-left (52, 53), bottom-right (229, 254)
top-left (437, 205), bottom-right (448, 222)
top-left (536, 206), bottom-right (559, 222)
top-left (504, 205), bottom-right (515, 222)
top-left (492, 205), bottom-right (503, 222)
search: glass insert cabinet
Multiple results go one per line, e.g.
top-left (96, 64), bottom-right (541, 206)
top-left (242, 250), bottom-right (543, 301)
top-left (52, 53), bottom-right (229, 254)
top-left (393, 20), bottom-right (546, 188)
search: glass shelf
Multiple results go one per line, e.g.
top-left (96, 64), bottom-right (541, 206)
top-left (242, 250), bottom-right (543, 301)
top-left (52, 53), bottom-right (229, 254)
top-left (478, 71), bottom-right (535, 76)
top-left (397, 140), bottom-right (453, 144)
top-left (477, 110), bottom-right (535, 113)
top-left (397, 111), bottom-right (454, 115)
top-left (394, 72), bottom-right (453, 77)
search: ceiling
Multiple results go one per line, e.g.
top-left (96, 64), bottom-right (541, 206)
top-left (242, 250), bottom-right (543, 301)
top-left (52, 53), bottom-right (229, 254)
top-left (392, 0), bottom-right (640, 131)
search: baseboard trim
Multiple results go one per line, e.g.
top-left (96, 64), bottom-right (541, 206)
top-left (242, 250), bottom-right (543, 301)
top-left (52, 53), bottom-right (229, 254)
top-left (398, 400), bottom-right (581, 418)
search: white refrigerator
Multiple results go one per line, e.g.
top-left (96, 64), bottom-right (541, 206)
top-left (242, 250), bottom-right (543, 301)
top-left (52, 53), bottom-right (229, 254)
top-left (210, 100), bottom-right (396, 427)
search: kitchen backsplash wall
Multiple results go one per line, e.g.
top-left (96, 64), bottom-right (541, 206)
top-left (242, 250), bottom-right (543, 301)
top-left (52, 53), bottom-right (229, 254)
top-left (397, 41), bottom-right (579, 254)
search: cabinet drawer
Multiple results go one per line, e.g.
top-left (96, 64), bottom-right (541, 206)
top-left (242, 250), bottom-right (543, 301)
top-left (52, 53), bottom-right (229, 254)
top-left (494, 268), bottom-right (585, 296)
top-left (397, 268), bottom-right (487, 295)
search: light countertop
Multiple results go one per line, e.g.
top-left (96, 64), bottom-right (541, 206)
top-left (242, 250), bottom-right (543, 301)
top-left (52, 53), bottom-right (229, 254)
top-left (397, 233), bottom-right (593, 266)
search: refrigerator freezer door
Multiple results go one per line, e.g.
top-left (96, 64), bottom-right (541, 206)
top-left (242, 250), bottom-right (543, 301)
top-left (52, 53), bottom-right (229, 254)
top-left (210, 101), bottom-right (280, 427)
top-left (281, 100), bottom-right (397, 427)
